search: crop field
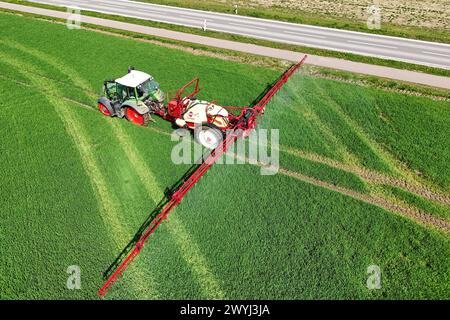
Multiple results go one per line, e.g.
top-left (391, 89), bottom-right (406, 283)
top-left (0, 12), bottom-right (449, 299)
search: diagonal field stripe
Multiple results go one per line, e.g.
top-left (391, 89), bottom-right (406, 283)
top-left (0, 47), bottom-right (158, 299)
top-left (4, 39), bottom-right (225, 299)
top-left (111, 123), bottom-right (226, 299)
top-left (234, 153), bottom-right (450, 234)
top-left (310, 78), bottom-right (426, 183)
top-left (282, 84), bottom-right (360, 166)
top-left (279, 145), bottom-right (450, 206)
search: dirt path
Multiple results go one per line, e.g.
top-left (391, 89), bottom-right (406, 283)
top-left (1, 2), bottom-right (449, 89)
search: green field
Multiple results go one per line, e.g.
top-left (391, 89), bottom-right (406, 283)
top-left (0, 12), bottom-right (449, 299)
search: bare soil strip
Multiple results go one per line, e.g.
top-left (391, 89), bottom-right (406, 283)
top-left (232, 153), bottom-right (449, 233)
top-left (278, 167), bottom-right (450, 234)
top-left (281, 145), bottom-right (450, 205)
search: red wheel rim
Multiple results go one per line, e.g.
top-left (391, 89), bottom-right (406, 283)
top-left (98, 103), bottom-right (111, 116)
top-left (126, 107), bottom-right (144, 125)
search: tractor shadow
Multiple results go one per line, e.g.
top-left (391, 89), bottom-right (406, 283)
top-left (102, 156), bottom-right (206, 281)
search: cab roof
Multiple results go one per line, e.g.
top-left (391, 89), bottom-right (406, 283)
top-left (116, 70), bottom-right (152, 88)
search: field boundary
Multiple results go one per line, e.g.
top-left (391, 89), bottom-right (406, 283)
top-left (1, 2), bottom-right (449, 90)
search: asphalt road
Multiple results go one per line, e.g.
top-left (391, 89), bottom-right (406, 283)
top-left (28, 0), bottom-right (450, 70)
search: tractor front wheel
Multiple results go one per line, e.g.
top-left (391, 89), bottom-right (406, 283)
top-left (98, 103), bottom-right (111, 117)
top-left (194, 124), bottom-right (224, 150)
top-left (125, 107), bottom-right (150, 127)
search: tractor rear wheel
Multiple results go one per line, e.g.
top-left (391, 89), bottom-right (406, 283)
top-left (125, 107), bottom-right (150, 127)
top-left (98, 102), bottom-right (111, 117)
top-left (194, 124), bottom-right (224, 150)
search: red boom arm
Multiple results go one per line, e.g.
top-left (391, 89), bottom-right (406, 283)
top-left (98, 56), bottom-right (307, 298)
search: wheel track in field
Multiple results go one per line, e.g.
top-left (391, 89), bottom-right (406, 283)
top-left (238, 155), bottom-right (450, 234)
top-left (0, 50), bottom-right (158, 299)
top-left (310, 78), bottom-right (439, 189)
top-left (111, 122), bottom-right (226, 299)
top-left (278, 81), bottom-right (362, 167)
top-left (279, 145), bottom-right (450, 206)
top-left (284, 92), bottom-right (360, 166)
top-left (289, 79), bottom-right (398, 175)
top-left (278, 168), bottom-right (450, 234)
top-left (2, 39), bottom-right (225, 299)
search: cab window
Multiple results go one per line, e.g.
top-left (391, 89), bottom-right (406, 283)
top-left (127, 87), bottom-right (136, 99)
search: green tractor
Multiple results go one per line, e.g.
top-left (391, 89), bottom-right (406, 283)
top-left (98, 67), bottom-right (165, 126)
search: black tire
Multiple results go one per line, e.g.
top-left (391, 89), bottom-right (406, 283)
top-left (194, 123), bottom-right (224, 149)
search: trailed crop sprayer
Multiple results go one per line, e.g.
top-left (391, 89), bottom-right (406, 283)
top-left (99, 67), bottom-right (244, 149)
top-left (98, 56), bottom-right (307, 297)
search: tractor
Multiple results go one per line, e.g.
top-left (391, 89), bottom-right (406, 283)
top-left (98, 67), bottom-right (236, 149)
top-left (98, 67), bottom-right (165, 127)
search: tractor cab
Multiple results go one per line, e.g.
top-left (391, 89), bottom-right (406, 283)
top-left (103, 69), bottom-right (165, 104)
